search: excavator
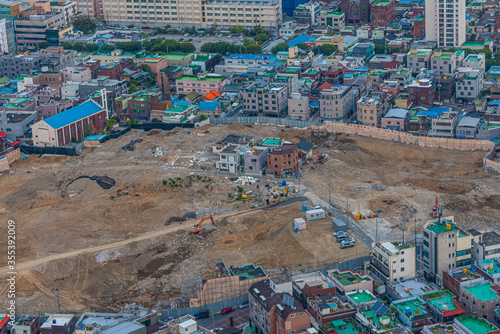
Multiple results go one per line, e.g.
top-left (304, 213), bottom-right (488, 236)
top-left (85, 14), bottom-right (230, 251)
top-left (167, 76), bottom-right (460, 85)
top-left (432, 196), bottom-right (442, 218)
top-left (312, 153), bottom-right (329, 164)
top-left (189, 214), bottom-right (215, 234)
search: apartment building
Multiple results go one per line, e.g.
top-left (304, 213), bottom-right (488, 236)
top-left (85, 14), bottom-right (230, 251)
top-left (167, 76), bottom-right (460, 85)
top-left (406, 79), bottom-right (436, 107)
top-left (0, 54), bottom-right (41, 78)
top-left (12, 315), bottom-right (41, 334)
top-left (48, 0), bottom-right (77, 26)
top-left (291, 271), bottom-right (337, 308)
top-left (463, 54), bottom-right (486, 71)
top-left (379, 80), bottom-right (400, 99)
top-left (307, 295), bottom-right (356, 325)
top-left (425, 0), bottom-right (466, 48)
top-left (266, 144), bottom-right (299, 177)
top-left (79, 76), bottom-right (127, 100)
top-left (248, 280), bottom-right (310, 334)
top-left (431, 51), bottom-right (457, 75)
top-left (243, 82), bottom-right (288, 117)
top-left (37, 47), bottom-right (75, 71)
top-left (356, 91), bottom-right (391, 127)
top-left (0, 0), bottom-right (20, 20)
top-left (371, 241), bottom-right (416, 283)
top-left (460, 280), bottom-right (500, 326)
top-left (370, 0), bottom-right (395, 27)
top-left (456, 116), bottom-right (480, 139)
top-left (318, 11), bottom-right (345, 31)
top-left (103, 0), bottom-right (281, 29)
top-left (176, 73), bottom-right (226, 96)
top-left (430, 111), bottom-right (459, 137)
top-left (293, 1), bottom-right (321, 26)
top-left (472, 231), bottom-right (500, 262)
top-left (422, 217), bottom-right (473, 286)
top-left (319, 85), bottom-right (353, 121)
top-left (456, 68), bottom-right (484, 101)
top-left (435, 73), bottom-right (456, 103)
top-left (63, 67), bottom-right (91, 82)
top-left (15, 12), bottom-right (66, 49)
top-left (0, 18), bottom-right (15, 54)
top-left (392, 297), bottom-right (432, 332)
top-left (407, 48), bottom-right (432, 74)
top-left (288, 93), bottom-right (310, 120)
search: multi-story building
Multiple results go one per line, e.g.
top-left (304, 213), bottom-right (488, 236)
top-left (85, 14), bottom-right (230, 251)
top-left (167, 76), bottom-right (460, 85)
top-left (456, 68), bottom-right (484, 101)
top-left (406, 78), bottom-right (436, 107)
top-left (288, 93), bottom-right (310, 121)
top-left (243, 146), bottom-right (268, 176)
top-left (318, 11), bottom-right (345, 31)
top-left (0, 110), bottom-right (38, 141)
top-left (31, 100), bottom-right (106, 147)
top-left (319, 86), bottom-right (354, 121)
top-left (292, 271), bottom-right (338, 309)
top-left (339, 0), bottom-right (371, 24)
top-left (243, 81), bottom-right (287, 117)
top-left (407, 48), bottom-right (432, 75)
top-left (248, 280), bottom-right (311, 334)
top-left (307, 295), bottom-right (356, 325)
top-left (266, 144), bottom-right (299, 177)
top-left (371, 241), bottom-right (416, 283)
top-left (37, 47), bottom-right (75, 71)
top-left (0, 0), bottom-right (20, 20)
top-left (472, 231), bottom-right (500, 262)
top-left (423, 290), bottom-right (466, 323)
top-left (456, 116), bottom-right (480, 139)
top-left (422, 217), bottom-right (473, 285)
top-left (176, 73), bottom-right (226, 96)
top-left (12, 315), bottom-right (41, 334)
top-left (392, 297), bottom-right (432, 332)
top-left (293, 1), bottom-right (321, 26)
top-left (460, 280), bottom-right (500, 326)
top-left (0, 18), bottom-right (14, 54)
top-left (79, 76), bottom-right (127, 100)
top-left (425, 0), bottom-right (466, 48)
top-left (63, 67), bottom-right (91, 82)
top-left (49, 0), bottom-right (77, 26)
top-left (103, 0), bottom-right (282, 30)
top-left (442, 265), bottom-right (480, 299)
top-left (0, 54), bottom-right (41, 78)
top-left (370, 0), bottom-right (395, 27)
top-left (356, 91), bottom-right (391, 127)
top-left (435, 73), bottom-right (456, 103)
top-left (40, 314), bottom-right (76, 334)
top-left (76, 0), bottom-right (96, 18)
top-left (379, 79), bottom-right (400, 98)
top-left (15, 12), bottom-right (66, 49)
top-left (36, 99), bottom-right (74, 119)
top-left (431, 51), bottom-right (457, 75)
top-left (327, 269), bottom-right (374, 295)
top-left (463, 54), bottom-right (486, 71)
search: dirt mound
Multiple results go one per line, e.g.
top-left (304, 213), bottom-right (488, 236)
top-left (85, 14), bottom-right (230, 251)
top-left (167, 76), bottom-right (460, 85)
top-left (65, 177), bottom-right (110, 200)
top-left (226, 122), bottom-right (249, 132)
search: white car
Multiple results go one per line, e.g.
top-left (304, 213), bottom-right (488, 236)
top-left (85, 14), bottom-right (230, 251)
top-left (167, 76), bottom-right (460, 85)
top-left (228, 34), bottom-right (232, 38)
top-left (184, 33), bottom-right (189, 37)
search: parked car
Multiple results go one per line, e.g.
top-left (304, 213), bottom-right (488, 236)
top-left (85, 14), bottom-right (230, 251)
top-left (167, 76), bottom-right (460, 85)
top-left (184, 33), bottom-right (189, 37)
top-left (192, 33), bottom-right (196, 37)
top-left (340, 241), bottom-right (355, 249)
top-left (228, 34), bottom-right (232, 38)
top-left (336, 235), bottom-right (350, 242)
top-left (333, 231), bottom-right (347, 237)
top-left (187, 38), bottom-right (193, 42)
top-left (166, 317), bottom-right (174, 322)
top-left (212, 328), bottom-right (224, 333)
top-left (239, 301), bottom-right (249, 308)
top-left (206, 33), bottom-right (211, 37)
top-left (343, 237), bottom-right (355, 243)
top-left (221, 307), bottom-right (234, 315)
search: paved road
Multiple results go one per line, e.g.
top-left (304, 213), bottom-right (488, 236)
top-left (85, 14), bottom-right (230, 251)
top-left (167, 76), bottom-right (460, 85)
top-left (152, 34), bottom-right (244, 51)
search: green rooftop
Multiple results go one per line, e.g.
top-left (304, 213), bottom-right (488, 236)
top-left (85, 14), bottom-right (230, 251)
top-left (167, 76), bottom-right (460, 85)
top-left (393, 297), bottom-right (428, 317)
top-left (177, 74), bottom-right (224, 82)
top-left (194, 55), bottom-right (211, 62)
top-left (465, 54), bottom-right (483, 63)
top-left (327, 11), bottom-right (344, 16)
top-left (347, 290), bottom-right (376, 304)
top-left (164, 53), bottom-right (194, 60)
top-left (262, 137), bottom-right (281, 146)
top-left (360, 309), bottom-right (398, 330)
top-left (433, 53), bottom-right (452, 60)
top-left (320, 318), bottom-right (364, 334)
top-left (372, 0), bottom-right (393, 6)
top-left (425, 218), bottom-right (457, 234)
top-left (424, 290), bottom-right (460, 313)
top-left (230, 264), bottom-right (267, 281)
top-left (464, 282), bottom-right (500, 301)
top-left (462, 41), bottom-right (492, 48)
top-left (484, 122), bottom-right (500, 130)
top-left (166, 106), bottom-right (189, 114)
top-left (456, 316), bottom-right (499, 334)
top-left (331, 271), bottom-right (371, 286)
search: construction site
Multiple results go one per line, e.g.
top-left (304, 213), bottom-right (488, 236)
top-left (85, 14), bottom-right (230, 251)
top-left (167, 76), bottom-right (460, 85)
top-left (0, 122), bottom-right (499, 314)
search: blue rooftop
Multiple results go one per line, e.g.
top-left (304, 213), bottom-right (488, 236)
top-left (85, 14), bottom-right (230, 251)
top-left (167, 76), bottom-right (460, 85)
top-left (288, 35), bottom-right (316, 47)
top-left (199, 100), bottom-right (220, 111)
top-left (417, 107), bottom-right (448, 118)
top-left (44, 100), bottom-right (103, 129)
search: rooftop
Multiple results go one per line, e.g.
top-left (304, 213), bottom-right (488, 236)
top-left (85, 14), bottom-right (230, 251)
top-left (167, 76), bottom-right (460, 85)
top-left (177, 74), bottom-right (225, 82)
top-left (320, 318), bottom-right (364, 334)
top-left (347, 290), bottom-right (376, 304)
top-left (292, 272), bottom-right (335, 290)
top-left (479, 231), bottom-right (500, 247)
top-left (43, 100), bottom-right (102, 129)
top-left (261, 137), bottom-right (282, 146)
top-left (393, 297), bottom-right (429, 318)
top-left (387, 278), bottom-right (439, 299)
top-left (330, 270), bottom-right (371, 286)
top-left (455, 316), bottom-right (499, 334)
top-left (100, 321), bottom-right (145, 334)
top-left (360, 309), bottom-right (398, 331)
top-left (231, 263), bottom-right (267, 281)
top-left (425, 218), bottom-right (457, 234)
top-left (464, 282), bottom-right (500, 301)
top-left (41, 314), bottom-right (74, 328)
top-left (424, 290), bottom-right (463, 316)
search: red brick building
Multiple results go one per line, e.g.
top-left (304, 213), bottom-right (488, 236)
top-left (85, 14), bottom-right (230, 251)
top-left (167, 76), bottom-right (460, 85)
top-left (31, 100), bottom-right (106, 147)
top-left (370, 0), bottom-right (395, 27)
top-left (340, 0), bottom-right (371, 24)
top-left (405, 79), bottom-right (436, 107)
top-left (307, 295), bottom-right (356, 325)
top-left (82, 59), bottom-right (101, 79)
top-left (266, 144), bottom-right (299, 177)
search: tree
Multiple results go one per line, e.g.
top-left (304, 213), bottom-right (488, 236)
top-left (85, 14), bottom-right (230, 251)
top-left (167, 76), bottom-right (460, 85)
top-left (318, 44), bottom-right (337, 56)
top-left (106, 118), bottom-right (117, 130)
top-left (73, 16), bottom-right (96, 34)
top-left (37, 41), bottom-right (50, 50)
top-left (253, 33), bottom-right (267, 43)
top-left (84, 124), bottom-right (93, 136)
top-left (85, 43), bottom-right (99, 52)
top-left (374, 44), bottom-right (386, 54)
top-left (230, 25), bottom-right (246, 34)
top-left (189, 26), bottom-right (197, 35)
top-left (468, 33), bottom-right (476, 41)
top-left (242, 37), bottom-right (253, 47)
top-left (100, 44), bottom-right (115, 52)
top-left (128, 83), bottom-right (139, 94)
top-left (62, 42), bottom-right (72, 50)
top-left (271, 43), bottom-right (289, 54)
top-left (128, 117), bottom-right (138, 126)
top-left (495, 51), bottom-right (500, 61)
top-left (73, 42), bottom-right (85, 52)
top-left (246, 44), bottom-right (262, 54)
top-left (296, 43), bottom-right (309, 50)
top-left (115, 41), bottom-right (142, 52)
top-left (199, 114), bottom-right (207, 121)
top-left (179, 43), bottom-right (196, 53)
top-left (208, 24), bottom-right (218, 34)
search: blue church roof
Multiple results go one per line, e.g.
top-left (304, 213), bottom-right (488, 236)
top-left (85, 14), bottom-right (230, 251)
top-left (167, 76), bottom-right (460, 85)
top-left (44, 100), bottom-right (103, 129)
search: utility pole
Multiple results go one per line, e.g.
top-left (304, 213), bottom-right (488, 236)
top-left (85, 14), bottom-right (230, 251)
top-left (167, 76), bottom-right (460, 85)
top-left (134, 263), bottom-right (143, 295)
top-left (346, 190), bottom-right (349, 213)
top-left (55, 285), bottom-right (61, 313)
top-left (280, 251), bottom-right (284, 271)
top-left (328, 176), bottom-right (331, 209)
top-left (375, 217), bottom-right (378, 243)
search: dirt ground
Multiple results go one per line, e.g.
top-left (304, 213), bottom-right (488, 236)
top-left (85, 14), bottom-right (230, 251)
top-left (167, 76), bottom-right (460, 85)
top-left (0, 123), bottom-right (498, 314)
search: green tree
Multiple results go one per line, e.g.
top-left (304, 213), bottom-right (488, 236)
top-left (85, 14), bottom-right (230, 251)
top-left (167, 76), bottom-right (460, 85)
top-left (253, 33), bottom-right (267, 43)
top-left (128, 83), bottom-right (139, 94)
top-left (84, 124), bottom-right (93, 136)
top-left (85, 43), bottom-right (99, 52)
top-left (230, 25), bottom-right (246, 34)
top-left (242, 37), bottom-right (253, 46)
top-left (318, 44), bottom-right (337, 56)
top-left (208, 24), bottom-right (218, 34)
top-left (374, 44), bottom-right (386, 54)
top-left (115, 41), bottom-right (142, 52)
top-left (179, 42), bottom-right (196, 53)
top-left (199, 114), bottom-right (207, 121)
top-left (128, 117), bottom-right (138, 125)
top-left (73, 42), bottom-right (85, 52)
top-left (246, 44), bottom-right (262, 54)
top-left (73, 16), bottom-right (96, 34)
top-left (62, 42), bottom-right (72, 50)
top-left (495, 51), bottom-right (500, 61)
top-left (106, 118), bottom-right (117, 130)
top-left (37, 41), bottom-right (50, 49)
top-left (100, 44), bottom-right (115, 52)
top-left (189, 26), bottom-right (197, 35)
top-left (296, 43), bottom-right (309, 50)
top-left (271, 43), bottom-right (289, 54)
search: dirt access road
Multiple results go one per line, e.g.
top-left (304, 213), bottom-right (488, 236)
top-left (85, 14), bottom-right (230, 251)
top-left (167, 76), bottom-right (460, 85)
top-left (0, 206), bottom-right (269, 277)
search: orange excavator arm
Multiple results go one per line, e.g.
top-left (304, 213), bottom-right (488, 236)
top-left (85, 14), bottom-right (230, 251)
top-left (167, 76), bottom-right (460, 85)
top-left (189, 214), bottom-right (215, 233)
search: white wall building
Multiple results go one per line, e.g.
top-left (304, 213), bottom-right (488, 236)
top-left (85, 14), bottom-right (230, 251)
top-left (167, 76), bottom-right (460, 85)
top-left (425, 0), bottom-right (466, 48)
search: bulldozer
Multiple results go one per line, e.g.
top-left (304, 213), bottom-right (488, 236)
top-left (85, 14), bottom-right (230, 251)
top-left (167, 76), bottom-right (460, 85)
top-left (312, 153), bottom-right (329, 164)
top-left (189, 214), bottom-right (215, 234)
